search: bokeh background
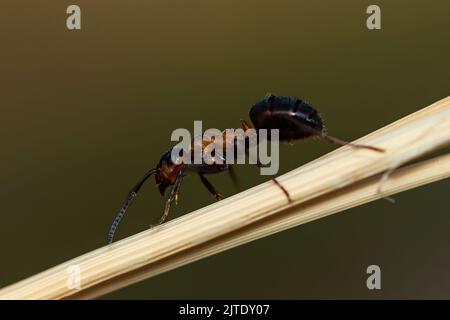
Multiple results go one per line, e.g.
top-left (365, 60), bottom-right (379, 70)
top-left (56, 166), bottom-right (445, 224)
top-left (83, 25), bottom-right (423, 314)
top-left (1, 0), bottom-right (449, 299)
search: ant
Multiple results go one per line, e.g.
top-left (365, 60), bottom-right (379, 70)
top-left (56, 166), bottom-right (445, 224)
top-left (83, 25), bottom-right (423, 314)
top-left (107, 93), bottom-right (384, 243)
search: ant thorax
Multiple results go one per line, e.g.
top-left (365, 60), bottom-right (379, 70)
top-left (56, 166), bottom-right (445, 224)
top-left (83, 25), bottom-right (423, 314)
top-left (170, 122), bottom-right (278, 175)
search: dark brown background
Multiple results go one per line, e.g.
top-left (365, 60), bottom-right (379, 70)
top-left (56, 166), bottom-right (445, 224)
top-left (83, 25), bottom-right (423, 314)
top-left (0, 0), bottom-right (449, 298)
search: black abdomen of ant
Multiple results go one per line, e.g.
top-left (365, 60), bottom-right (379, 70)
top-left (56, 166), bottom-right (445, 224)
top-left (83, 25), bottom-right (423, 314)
top-left (250, 94), bottom-right (324, 141)
top-left (107, 93), bottom-right (384, 243)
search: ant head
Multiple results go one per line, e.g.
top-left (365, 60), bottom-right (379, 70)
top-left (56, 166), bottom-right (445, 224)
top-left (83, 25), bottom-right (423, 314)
top-left (155, 150), bottom-right (183, 196)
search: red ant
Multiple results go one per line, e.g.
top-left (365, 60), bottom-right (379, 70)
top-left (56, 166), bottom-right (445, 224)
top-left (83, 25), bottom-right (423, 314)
top-left (107, 93), bottom-right (384, 243)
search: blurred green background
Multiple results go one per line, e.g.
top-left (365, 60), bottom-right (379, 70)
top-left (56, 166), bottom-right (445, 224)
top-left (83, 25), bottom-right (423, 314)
top-left (1, 0), bottom-right (449, 299)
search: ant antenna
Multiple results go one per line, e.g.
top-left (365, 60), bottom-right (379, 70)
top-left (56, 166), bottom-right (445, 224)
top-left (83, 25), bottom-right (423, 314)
top-left (107, 168), bottom-right (157, 244)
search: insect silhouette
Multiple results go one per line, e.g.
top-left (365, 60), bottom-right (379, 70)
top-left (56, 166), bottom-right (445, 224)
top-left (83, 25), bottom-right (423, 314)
top-left (107, 93), bottom-right (384, 243)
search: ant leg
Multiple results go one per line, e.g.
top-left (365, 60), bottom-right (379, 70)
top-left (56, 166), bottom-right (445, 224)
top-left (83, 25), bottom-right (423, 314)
top-left (159, 170), bottom-right (185, 225)
top-left (321, 133), bottom-right (385, 153)
top-left (290, 117), bottom-right (384, 153)
top-left (199, 173), bottom-right (222, 200)
top-left (253, 162), bottom-right (293, 203)
top-left (108, 168), bottom-right (157, 244)
top-left (240, 119), bottom-right (253, 131)
top-left (270, 177), bottom-right (292, 203)
top-left (228, 165), bottom-right (241, 191)
top-left (240, 119), bottom-right (292, 203)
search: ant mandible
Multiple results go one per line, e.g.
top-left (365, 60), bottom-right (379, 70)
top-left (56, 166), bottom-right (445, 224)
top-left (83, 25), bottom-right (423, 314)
top-left (107, 93), bottom-right (384, 243)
